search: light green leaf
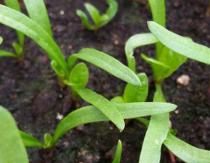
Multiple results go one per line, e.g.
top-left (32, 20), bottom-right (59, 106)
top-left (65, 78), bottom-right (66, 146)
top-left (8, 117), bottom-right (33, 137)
top-left (76, 88), bottom-right (125, 131)
top-left (20, 131), bottom-right (43, 148)
top-left (0, 106), bottom-right (28, 163)
top-left (125, 33), bottom-right (158, 71)
top-left (148, 0), bottom-right (166, 27)
top-left (139, 84), bottom-right (170, 163)
top-left (105, 0), bottom-right (118, 20)
top-left (4, 0), bottom-right (24, 46)
top-left (141, 53), bottom-right (170, 81)
top-left (23, 0), bottom-right (52, 36)
top-left (53, 102), bottom-right (176, 143)
top-left (0, 5), bottom-right (68, 75)
top-left (67, 63), bottom-right (89, 88)
top-left (0, 50), bottom-right (16, 57)
top-left (112, 140), bottom-right (122, 163)
top-left (85, 3), bottom-right (101, 26)
top-left (0, 36), bottom-right (3, 44)
top-left (76, 10), bottom-right (95, 30)
top-left (123, 73), bottom-right (148, 102)
top-left (164, 133), bottom-right (210, 163)
top-left (72, 48), bottom-right (141, 86)
top-left (148, 21), bottom-right (210, 65)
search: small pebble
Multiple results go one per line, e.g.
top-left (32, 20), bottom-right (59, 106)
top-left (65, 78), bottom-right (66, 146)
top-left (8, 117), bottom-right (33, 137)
top-left (56, 112), bottom-right (64, 120)
top-left (59, 10), bottom-right (65, 15)
top-left (176, 74), bottom-right (190, 86)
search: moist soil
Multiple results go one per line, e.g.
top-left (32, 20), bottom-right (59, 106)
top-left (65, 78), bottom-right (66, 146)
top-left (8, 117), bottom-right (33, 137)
top-left (0, 0), bottom-right (210, 162)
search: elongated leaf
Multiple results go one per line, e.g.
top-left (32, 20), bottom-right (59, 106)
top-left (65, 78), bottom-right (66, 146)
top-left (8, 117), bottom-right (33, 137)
top-left (112, 140), bottom-right (122, 163)
top-left (20, 131), bottom-right (43, 148)
top-left (4, 0), bottom-right (24, 46)
top-left (105, 0), bottom-right (118, 21)
top-left (53, 102), bottom-right (176, 143)
top-left (76, 88), bottom-right (125, 131)
top-left (72, 48), bottom-right (141, 85)
top-left (148, 0), bottom-right (166, 27)
top-left (139, 84), bottom-right (170, 163)
top-left (0, 5), bottom-right (68, 74)
top-left (0, 36), bottom-right (2, 44)
top-left (164, 133), bottom-right (210, 163)
top-left (23, 0), bottom-right (52, 36)
top-left (0, 106), bottom-right (28, 163)
top-left (125, 33), bottom-right (158, 71)
top-left (76, 10), bottom-right (95, 30)
top-left (141, 53), bottom-right (170, 81)
top-left (0, 50), bottom-right (16, 57)
top-left (148, 21), bottom-right (210, 65)
top-left (67, 63), bottom-right (89, 88)
top-left (123, 73), bottom-right (148, 102)
top-left (85, 3), bottom-right (101, 26)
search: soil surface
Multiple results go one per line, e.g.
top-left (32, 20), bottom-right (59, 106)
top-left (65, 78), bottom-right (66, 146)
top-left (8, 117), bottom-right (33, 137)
top-left (0, 0), bottom-right (210, 162)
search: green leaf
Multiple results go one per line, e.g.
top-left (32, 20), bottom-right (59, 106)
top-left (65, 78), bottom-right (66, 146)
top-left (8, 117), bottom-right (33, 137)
top-left (67, 63), bottom-right (89, 88)
top-left (53, 102), bottom-right (176, 144)
top-left (20, 131), bottom-right (43, 148)
top-left (84, 3), bottom-right (101, 26)
top-left (164, 133), bottom-right (210, 163)
top-left (23, 0), bottom-right (52, 36)
top-left (139, 84), bottom-right (170, 163)
top-left (0, 106), bottom-right (28, 163)
top-left (76, 88), bottom-right (125, 131)
top-left (4, 0), bottom-right (24, 46)
top-left (148, 21), bottom-right (210, 65)
top-left (0, 5), bottom-right (68, 75)
top-left (148, 0), bottom-right (166, 27)
top-left (43, 133), bottom-right (53, 148)
top-left (0, 36), bottom-right (3, 44)
top-left (141, 53), bottom-right (170, 81)
top-left (105, 0), bottom-right (118, 21)
top-left (123, 73), bottom-right (148, 102)
top-left (125, 33), bottom-right (158, 71)
top-left (72, 48), bottom-right (141, 86)
top-left (112, 140), bottom-right (122, 163)
top-left (111, 96), bottom-right (124, 103)
top-left (76, 10), bottom-right (95, 30)
top-left (0, 50), bottom-right (16, 57)
top-left (158, 47), bottom-right (187, 78)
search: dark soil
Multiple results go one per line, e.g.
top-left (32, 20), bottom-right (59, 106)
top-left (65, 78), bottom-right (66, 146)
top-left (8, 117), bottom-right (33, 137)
top-left (0, 0), bottom-right (210, 162)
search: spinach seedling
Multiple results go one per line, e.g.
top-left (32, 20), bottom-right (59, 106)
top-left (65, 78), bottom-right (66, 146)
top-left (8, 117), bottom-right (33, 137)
top-left (0, 0), bottom-right (25, 58)
top-left (125, 0), bottom-right (210, 162)
top-left (76, 0), bottom-right (118, 30)
top-left (18, 100), bottom-right (176, 148)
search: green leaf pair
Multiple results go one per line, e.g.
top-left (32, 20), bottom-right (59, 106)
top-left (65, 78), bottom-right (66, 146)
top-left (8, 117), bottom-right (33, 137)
top-left (76, 0), bottom-right (118, 30)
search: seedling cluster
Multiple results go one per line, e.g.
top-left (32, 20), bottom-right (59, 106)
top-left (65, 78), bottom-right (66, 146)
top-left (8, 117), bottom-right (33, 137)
top-left (0, 0), bottom-right (210, 163)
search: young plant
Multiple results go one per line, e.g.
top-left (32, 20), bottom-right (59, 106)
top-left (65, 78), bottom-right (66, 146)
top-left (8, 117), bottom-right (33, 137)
top-left (18, 99), bottom-right (176, 148)
top-left (0, 106), bottom-right (28, 163)
top-left (0, 0), bottom-right (25, 58)
top-left (125, 0), bottom-right (210, 162)
top-left (76, 0), bottom-right (118, 30)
